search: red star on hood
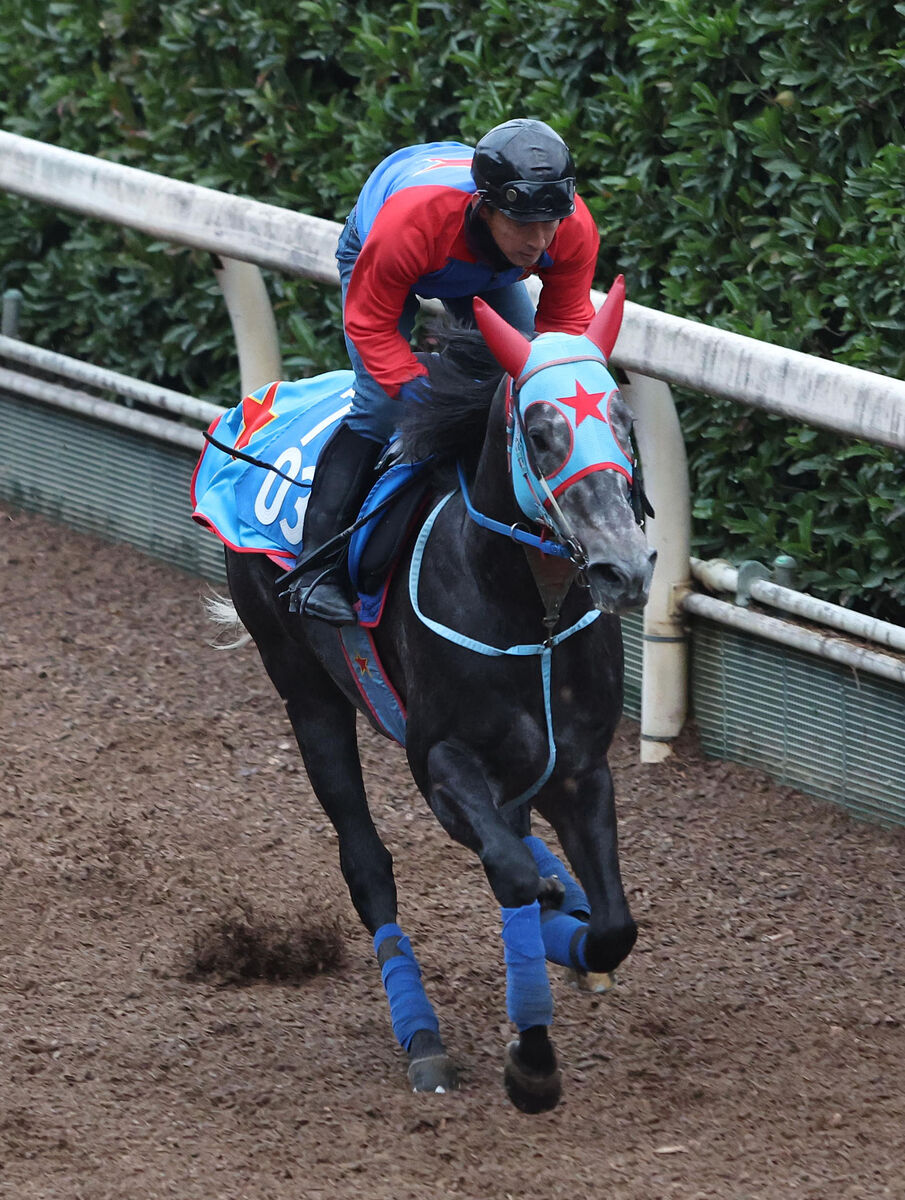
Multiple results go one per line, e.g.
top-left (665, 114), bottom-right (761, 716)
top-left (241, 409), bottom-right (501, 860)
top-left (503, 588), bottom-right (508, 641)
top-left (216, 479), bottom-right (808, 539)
top-left (555, 380), bottom-right (609, 426)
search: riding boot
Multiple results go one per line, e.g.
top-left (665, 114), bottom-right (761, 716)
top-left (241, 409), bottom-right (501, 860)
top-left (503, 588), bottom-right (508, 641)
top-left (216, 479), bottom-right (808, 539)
top-left (292, 423), bottom-right (382, 625)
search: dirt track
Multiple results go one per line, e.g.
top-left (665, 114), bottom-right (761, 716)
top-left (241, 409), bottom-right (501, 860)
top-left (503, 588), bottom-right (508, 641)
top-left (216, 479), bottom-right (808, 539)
top-left (2, 502), bottom-right (904, 1200)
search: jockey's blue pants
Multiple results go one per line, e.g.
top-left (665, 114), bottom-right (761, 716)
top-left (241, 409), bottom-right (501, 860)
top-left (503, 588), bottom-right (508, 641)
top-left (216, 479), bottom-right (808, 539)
top-left (335, 207), bottom-right (536, 444)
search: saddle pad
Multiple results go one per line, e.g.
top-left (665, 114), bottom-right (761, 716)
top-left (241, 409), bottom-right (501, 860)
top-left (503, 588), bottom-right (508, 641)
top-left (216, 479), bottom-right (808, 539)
top-left (191, 372), bottom-right (356, 567)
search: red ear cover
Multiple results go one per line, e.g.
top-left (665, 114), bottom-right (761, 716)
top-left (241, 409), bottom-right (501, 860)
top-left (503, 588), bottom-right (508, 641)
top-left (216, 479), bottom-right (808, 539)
top-left (473, 297), bottom-right (532, 379)
top-left (584, 274), bottom-right (625, 360)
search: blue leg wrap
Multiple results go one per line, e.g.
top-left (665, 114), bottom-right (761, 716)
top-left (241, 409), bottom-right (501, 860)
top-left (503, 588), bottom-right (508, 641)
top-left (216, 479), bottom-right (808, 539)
top-left (500, 901), bottom-right (553, 1032)
top-left (524, 835), bottom-right (589, 916)
top-left (373, 924), bottom-right (440, 1052)
top-left (539, 908), bottom-right (589, 970)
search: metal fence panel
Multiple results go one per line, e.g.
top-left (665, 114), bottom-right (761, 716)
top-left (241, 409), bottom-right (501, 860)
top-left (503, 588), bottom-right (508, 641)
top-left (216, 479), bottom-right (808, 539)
top-left (0, 390), bottom-right (226, 584)
top-left (692, 616), bottom-right (905, 826)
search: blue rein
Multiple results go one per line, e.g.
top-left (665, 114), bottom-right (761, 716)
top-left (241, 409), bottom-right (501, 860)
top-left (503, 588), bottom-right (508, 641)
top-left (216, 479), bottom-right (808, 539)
top-left (456, 462), bottom-right (575, 560)
top-left (409, 491), bottom-right (600, 813)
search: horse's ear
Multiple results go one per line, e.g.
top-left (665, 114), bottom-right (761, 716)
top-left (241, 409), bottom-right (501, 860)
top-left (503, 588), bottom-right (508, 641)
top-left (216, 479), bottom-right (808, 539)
top-left (585, 274), bottom-right (625, 360)
top-left (473, 297), bottom-right (532, 379)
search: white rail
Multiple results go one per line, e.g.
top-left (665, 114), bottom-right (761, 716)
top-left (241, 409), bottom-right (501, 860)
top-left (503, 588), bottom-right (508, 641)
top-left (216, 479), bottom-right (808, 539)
top-left (0, 131), bottom-right (340, 283)
top-left (0, 334), bottom-right (223, 425)
top-left (0, 365), bottom-right (204, 450)
top-left (691, 557), bottom-right (905, 655)
top-left (3, 131), bottom-right (904, 447)
top-left (684, 592), bottom-right (905, 687)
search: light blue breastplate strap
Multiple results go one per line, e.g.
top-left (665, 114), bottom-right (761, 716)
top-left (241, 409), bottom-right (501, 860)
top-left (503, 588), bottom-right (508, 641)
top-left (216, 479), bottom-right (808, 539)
top-left (409, 492), bottom-right (601, 812)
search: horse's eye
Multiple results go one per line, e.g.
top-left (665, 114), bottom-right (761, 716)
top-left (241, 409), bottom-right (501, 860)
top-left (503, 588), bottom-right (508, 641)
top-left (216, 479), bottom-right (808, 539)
top-left (527, 428), bottom-right (549, 452)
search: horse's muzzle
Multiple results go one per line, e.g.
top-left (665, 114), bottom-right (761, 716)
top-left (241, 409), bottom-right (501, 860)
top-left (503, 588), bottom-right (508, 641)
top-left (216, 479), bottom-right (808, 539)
top-left (584, 548), bottom-right (657, 614)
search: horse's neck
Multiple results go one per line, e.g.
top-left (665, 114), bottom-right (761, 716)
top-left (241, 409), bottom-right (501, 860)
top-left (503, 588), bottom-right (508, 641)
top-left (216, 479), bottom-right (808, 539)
top-left (459, 385), bottom-right (541, 602)
top-left (469, 383), bottom-right (517, 527)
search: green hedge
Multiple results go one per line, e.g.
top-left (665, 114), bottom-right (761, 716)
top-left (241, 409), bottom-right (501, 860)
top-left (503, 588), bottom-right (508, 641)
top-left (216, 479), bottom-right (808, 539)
top-left (1, 0), bottom-right (903, 618)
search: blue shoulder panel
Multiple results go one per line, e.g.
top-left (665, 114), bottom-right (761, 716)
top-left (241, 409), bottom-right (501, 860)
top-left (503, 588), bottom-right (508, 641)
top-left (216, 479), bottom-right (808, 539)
top-left (356, 141), bottom-right (475, 238)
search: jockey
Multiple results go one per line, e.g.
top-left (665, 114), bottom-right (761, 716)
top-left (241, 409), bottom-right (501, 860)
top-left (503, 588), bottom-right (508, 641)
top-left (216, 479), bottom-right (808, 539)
top-left (295, 118), bottom-right (601, 624)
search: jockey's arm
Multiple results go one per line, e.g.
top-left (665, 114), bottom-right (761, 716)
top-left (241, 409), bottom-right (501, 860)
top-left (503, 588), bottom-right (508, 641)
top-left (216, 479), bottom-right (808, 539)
top-left (342, 195), bottom-right (448, 398)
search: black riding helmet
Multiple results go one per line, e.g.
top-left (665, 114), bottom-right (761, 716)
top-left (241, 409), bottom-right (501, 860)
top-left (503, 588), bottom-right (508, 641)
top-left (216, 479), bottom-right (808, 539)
top-left (471, 119), bottom-right (576, 223)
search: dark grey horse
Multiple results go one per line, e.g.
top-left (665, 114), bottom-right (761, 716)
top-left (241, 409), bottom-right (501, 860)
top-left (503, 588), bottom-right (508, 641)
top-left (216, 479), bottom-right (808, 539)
top-left (213, 278), bottom-right (655, 1112)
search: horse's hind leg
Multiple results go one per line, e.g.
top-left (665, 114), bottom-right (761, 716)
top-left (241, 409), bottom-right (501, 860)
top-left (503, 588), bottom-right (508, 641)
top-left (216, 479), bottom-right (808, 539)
top-left (226, 554), bottom-right (456, 1092)
top-left (256, 650), bottom-right (456, 1090)
top-left (525, 837), bottom-right (617, 993)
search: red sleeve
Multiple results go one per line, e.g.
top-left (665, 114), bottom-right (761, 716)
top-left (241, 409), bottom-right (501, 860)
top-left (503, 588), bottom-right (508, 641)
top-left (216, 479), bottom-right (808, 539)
top-left (343, 189), bottom-right (469, 397)
top-left (533, 194), bottom-right (600, 335)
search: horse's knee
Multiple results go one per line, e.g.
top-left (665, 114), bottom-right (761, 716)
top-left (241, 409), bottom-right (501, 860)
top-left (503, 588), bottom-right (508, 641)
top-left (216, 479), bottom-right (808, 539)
top-left (584, 917), bottom-right (638, 975)
top-left (485, 849), bottom-right (539, 909)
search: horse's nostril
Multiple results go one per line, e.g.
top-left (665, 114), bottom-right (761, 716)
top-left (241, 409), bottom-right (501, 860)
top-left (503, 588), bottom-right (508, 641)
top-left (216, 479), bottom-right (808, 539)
top-left (594, 564), bottom-right (625, 588)
top-left (589, 562), bottom-right (636, 590)
top-left (584, 559), bottom-right (655, 612)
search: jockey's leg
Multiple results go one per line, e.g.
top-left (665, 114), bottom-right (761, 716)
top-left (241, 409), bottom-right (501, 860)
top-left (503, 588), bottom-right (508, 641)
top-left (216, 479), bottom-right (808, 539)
top-left (292, 422), bottom-right (381, 625)
top-left (292, 209), bottom-right (415, 626)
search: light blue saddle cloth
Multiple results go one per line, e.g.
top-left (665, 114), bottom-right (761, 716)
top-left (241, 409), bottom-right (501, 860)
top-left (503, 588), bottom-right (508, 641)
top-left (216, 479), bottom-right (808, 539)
top-left (191, 372), bottom-right (356, 567)
top-left (191, 372), bottom-right (409, 745)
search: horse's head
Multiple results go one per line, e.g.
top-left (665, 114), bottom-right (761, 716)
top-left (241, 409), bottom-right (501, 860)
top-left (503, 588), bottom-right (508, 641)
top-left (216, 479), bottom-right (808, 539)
top-left (474, 277), bottom-right (656, 614)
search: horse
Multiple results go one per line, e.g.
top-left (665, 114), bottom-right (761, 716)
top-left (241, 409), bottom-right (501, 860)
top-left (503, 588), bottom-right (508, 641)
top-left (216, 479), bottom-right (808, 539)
top-left (203, 276), bottom-right (656, 1113)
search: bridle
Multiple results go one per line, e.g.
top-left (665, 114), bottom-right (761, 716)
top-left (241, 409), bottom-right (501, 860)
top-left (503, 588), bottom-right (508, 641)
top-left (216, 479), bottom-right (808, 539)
top-left (506, 352), bottom-right (616, 569)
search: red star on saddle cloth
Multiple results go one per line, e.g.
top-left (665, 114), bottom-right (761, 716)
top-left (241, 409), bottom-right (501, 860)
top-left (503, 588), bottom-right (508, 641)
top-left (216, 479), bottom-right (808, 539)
top-left (354, 654), bottom-right (372, 678)
top-left (235, 381), bottom-right (279, 450)
top-left (555, 380), bottom-right (609, 427)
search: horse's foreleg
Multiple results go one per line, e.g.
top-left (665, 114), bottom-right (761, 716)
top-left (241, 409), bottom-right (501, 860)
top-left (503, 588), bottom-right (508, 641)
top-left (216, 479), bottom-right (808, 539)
top-left (541, 763), bottom-right (637, 976)
top-left (425, 741), bottom-right (561, 1113)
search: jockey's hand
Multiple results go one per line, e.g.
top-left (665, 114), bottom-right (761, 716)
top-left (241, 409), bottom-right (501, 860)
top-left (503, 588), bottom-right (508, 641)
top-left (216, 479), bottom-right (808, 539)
top-left (399, 376), bottom-right (432, 405)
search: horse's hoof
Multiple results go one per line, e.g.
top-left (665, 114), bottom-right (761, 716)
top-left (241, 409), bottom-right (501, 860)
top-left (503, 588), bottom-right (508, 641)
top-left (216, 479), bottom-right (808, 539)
top-left (563, 966), bottom-right (617, 994)
top-left (538, 874), bottom-right (566, 910)
top-left (408, 1054), bottom-right (459, 1094)
top-left (503, 1040), bottom-right (562, 1114)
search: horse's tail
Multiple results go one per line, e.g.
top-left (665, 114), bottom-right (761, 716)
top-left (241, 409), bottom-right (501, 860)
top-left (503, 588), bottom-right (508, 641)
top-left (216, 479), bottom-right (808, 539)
top-left (204, 591), bottom-right (251, 650)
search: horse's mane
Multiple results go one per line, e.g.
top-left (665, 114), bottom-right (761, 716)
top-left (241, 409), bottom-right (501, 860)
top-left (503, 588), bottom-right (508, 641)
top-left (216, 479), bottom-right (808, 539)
top-left (398, 320), bottom-right (504, 479)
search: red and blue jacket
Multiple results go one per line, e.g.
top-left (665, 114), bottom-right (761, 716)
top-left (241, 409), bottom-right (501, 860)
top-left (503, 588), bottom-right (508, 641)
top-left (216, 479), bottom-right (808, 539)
top-left (344, 141), bottom-right (600, 397)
